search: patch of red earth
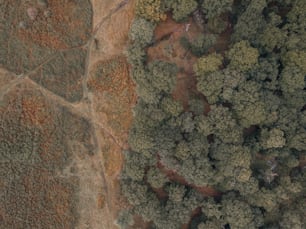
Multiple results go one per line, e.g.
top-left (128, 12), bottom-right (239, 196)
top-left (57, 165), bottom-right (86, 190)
top-left (148, 15), bottom-right (199, 74)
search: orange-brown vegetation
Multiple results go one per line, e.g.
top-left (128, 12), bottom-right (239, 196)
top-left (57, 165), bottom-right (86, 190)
top-left (16, 0), bottom-right (92, 50)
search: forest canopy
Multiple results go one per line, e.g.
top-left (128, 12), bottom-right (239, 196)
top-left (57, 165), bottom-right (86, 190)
top-left (118, 0), bottom-right (306, 228)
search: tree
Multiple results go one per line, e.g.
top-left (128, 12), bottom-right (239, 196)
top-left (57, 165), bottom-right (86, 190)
top-left (166, 183), bottom-right (186, 202)
top-left (231, 0), bottom-right (267, 43)
top-left (197, 70), bottom-right (224, 104)
top-left (231, 80), bottom-right (267, 127)
top-left (280, 66), bottom-right (305, 94)
top-left (147, 167), bottom-right (168, 188)
top-left (129, 17), bottom-right (155, 47)
top-left (122, 150), bottom-right (148, 181)
top-left (196, 106), bottom-right (243, 144)
top-left (135, 0), bottom-right (166, 22)
top-left (260, 128), bottom-right (286, 149)
top-left (161, 96), bottom-right (183, 117)
top-left (202, 0), bottom-right (233, 20)
top-left (148, 60), bottom-right (178, 94)
top-left (170, 0), bottom-right (198, 22)
top-left (194, 52), bottom-right (223, 76)
top-left (188, 34), bottom-right (217, 57)
top-left (227, 40), bottom-right (259, 72)
top-left (221, 193), bottom-right (260, 229)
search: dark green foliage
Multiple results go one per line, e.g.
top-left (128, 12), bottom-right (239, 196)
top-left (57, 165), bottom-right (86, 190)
top-left (202, 0), bottom-right (233, 20)
top-left (231, 0), bottom-right (267, 43)
top-left (147, 167), bottom-right (168, 188)
top-left (191, 34), bottom-right (217, 56)
top-left (197, 106), bottom-right (243, 144)
top-left (121, 0), bottom-right (306, 228)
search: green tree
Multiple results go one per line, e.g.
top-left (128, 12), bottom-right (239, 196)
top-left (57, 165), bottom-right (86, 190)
top-left (166, 183), bottom-right (186, 202)
top-left (202, 0), bottom-right (233, 20)
top-left (197, 106), bottom-right (243, 144)
top-left (171, 0), bottom-right (198, 22)
top-left (227, 40), bottom-right (259, 72)
top-left (160, 96), bottom-right (183, 117)
top-left (135, 0), bottom-right (166, 22)
top-left (188, 34), bottom-right (217, 57)
top-left (194, 52), bottom-right (223, 76)
top-left (260, 128), bottom-right (286, 149)
top-left (231, 0), bottom-right (267, 43)
top-left (197, 70), bottom-right (224, 104)
top-left (231, 81), bottom-right (267, 127)
top-left (148, 60), bottom-right (178, 93)
top-left (122, 151), bottom-right (148, 181)
top-left (147, 167), bottom-right (168, 189)
top-left (129, 18), bottom-right (155, 47)
top-left (222, 194), bottom-right (260, 229)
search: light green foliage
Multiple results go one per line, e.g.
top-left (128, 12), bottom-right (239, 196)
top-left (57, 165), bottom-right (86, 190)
top-left (201, 198), bottom-right (223, 219)
top-left (161, 96), bottom-right (183, 117)
top-left (280, 66), bottom-right (305, 94)
top-left (282, 50), bottom-right (306, 74)
top-left (121, 180), bottom-right (149, 206)
top-left (166, 183), bottom-right (186, 202)
top-left (175, 140), bottom-right (190, 160)
top-left (194, 53), bottom-right (223, 76)
top-left (202, 0), bottom-right (233, 19)
top-left (147, 167), bottom-right (168, 189)
top-left (171, 0), bottom-right (198, 22)
top-left (228, 40), bottom-right (259, 72)
top-left (135, 0), bottom-right (166, 22)
top-left (126, 44), bottom-right (147, 67)
top-left (128, 126), bottom-right (155, 153)
top-left (261, 128), bottom-right (286, 149)
top-left (197, 70), bottom-right (224, 104)
top-left (123, 151), bottom-right (148, 181)
top-left (129, 18), bottom-right (155, 47)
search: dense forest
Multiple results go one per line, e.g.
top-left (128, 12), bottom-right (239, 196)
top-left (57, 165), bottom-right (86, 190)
top-left (117, 0), bottom-right (306, 228)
